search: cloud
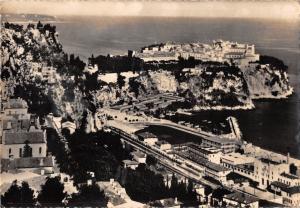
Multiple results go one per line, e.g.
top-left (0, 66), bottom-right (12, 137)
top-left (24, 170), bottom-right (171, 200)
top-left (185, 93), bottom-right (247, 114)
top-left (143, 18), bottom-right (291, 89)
top-left (2, 0), bottom-right (300, 19)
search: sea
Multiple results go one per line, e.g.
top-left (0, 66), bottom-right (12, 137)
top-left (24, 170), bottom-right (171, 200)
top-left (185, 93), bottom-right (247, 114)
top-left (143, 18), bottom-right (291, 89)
top-left (54, 16), bottom-right (300, 158)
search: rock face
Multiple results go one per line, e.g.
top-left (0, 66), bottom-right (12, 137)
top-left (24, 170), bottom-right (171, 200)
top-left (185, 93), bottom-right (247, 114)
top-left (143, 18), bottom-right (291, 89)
top-left (243, 63), bottom-right (293, 99)
top-left (1, 22), bottom-right (293, 118)
top-left (126, 65), bottom-right (254, 110)
top-left (181, 65), bottom-right (253, 110)
top-left (1, 22), bottom-right (86, 125)
top-left (149, 70), bottom-right (178, 93)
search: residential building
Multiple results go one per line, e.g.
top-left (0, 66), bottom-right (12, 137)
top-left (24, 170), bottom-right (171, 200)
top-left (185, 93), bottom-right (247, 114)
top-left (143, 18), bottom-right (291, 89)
top-left (278, 172), bottom-right (300, 186)
top-left (131, 151), bottom-right (146, 164)
top-left (223, 192), bottom-right (259, 208)
top-left (254, 158), bottom-right (290, 189)
top-left (201, 136), bottom-right (237, 153)
top-left (174, 143), bottom-right (222, 164)
top-left (270, 181), bottom-right (300, 206)
top-left (122, 160), bottom-right (139, 170)
top-left (204, 161), bottom-right (231, 184)
top-left (137, 132), bottom-right (158, 146)
top-left (0, 98), bottom-right (53, 172)
top-left (221, 153), bottom-right (256, 179)
top-left (175, 150), bottom-right (230, 183)
top-left (150, 197), bottom-right (183, 208)
top-left (221, 153), bottom-right (296, 190)
top-left (155, 140), bottom-right (172, 151)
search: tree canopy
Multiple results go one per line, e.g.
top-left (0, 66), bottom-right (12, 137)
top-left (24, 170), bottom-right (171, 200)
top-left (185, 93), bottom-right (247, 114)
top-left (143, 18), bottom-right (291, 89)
top-left (1, 181), bottom-right (35, 207)
top-left (68, 183), bottom-right (108, 207)
top-left (37, 177), bottom-right (66, 206)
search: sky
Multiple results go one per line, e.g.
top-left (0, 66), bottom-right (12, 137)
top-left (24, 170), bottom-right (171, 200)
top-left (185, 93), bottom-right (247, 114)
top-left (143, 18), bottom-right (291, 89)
top-left (2, 0), bottom-right (300, 20)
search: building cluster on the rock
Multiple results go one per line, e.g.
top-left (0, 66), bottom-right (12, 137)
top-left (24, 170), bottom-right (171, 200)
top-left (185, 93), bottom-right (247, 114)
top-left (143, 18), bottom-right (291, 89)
top-left (135, 40), bottom-right (260, 67)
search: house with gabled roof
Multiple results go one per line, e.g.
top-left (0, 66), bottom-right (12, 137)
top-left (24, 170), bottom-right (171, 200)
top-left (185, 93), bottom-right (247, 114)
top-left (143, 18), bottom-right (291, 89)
top-left (0, 98), bottom-right (53, 172)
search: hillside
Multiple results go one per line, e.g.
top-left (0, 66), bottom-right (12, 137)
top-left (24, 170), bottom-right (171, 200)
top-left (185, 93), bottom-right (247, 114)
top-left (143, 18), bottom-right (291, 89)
top-left (1, 22), bottom-right (294, 123)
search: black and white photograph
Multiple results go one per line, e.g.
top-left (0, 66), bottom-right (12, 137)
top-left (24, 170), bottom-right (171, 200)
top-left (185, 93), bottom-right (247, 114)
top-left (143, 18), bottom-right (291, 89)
top-left (0, 0), bottom-right (300, 207)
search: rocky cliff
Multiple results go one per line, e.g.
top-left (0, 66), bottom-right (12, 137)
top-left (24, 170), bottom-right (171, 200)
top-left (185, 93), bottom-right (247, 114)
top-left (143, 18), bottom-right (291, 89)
top-left (1, 22), bottom-right (293, 119)
top-left (125, 65), bottom-right (254, 110)
top-left (242, 62), bottom-right (293, 99)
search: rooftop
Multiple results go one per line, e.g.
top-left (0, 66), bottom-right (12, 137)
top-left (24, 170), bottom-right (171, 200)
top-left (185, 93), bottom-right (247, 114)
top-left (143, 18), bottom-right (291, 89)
top-left (131, 151), bottom-right (146, 158)
top-left (122, 160), bottom-right (139, 166)
top-left (225, 52), bottom-right (245, 56)
top-left (224, 192), bottom-right (259, 204)
top-left (187, 143), bottom-right (221, 155)
top-left (280, 172), bottom-right (299, 180)
top-left (203, 136), bottom-right (236, 145)
top-left (179, 151), bottom-right (229, 172)
top-left (137, 132), bottom-right (158, 139)
top-left (3, 131), bottom-right (45, 145)
top-left (150, 198), bottom-right (183, 207)
top-left (271, 181), bottom-right (300, 195)
top-left (221, 153), bottom-right (255, 165)
top-left (260, 158), bottom-right (280, 165)
top-left (3, 98), bottom-right (28, 109)
top-left (156, 140), bottom-right (170, 145)
top-left (1, 157), bottom-right (53, 170)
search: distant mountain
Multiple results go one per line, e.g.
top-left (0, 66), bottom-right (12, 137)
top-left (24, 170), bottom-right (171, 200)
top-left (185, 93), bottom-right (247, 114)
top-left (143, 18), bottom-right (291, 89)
top-left (2, 13), bottom-right (57, 22)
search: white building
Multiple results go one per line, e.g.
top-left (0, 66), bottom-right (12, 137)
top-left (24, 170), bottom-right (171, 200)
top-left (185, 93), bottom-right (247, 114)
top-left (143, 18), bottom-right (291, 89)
top-left (221, 153), bottom-right (256, 179)
top-left (131, 151), bottom-right (146, 164)
top-left (137, 132), bottom-right (159, 146)
top-left (0, 98), bottom-right (53, 172)
top-left (270, 181), bottom-right (300, 206)
top-left (155, 140), bottom-right (172, 151)
top-left (201, 136), bottom-right (237, 153)
top-left (1, 131), bottom-right (47, 159)
top-left (136, 40), bottom-right (259, 66)
top-left (254, 158), bottom-right (290, 189)
top-left (174, 143), bottom-right (222, 164)
top-left (122, 160), bottom-right (139, 170)
top-left (221, 152), bottom-right (297, 192)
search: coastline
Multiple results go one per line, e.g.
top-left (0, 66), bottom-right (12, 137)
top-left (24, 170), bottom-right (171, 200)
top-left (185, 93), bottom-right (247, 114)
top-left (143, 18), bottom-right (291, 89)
top-left (250, 87), bottom-right (294, 100)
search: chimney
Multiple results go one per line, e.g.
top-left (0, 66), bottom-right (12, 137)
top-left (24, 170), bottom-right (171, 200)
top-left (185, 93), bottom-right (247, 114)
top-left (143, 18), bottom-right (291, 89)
top-left (287, 152), bottom-right (290, 164)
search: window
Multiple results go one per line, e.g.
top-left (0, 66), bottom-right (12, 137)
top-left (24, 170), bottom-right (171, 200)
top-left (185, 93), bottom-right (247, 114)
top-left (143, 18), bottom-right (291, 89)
top-left (39, 147), bottom-right (42, 154)
top-left (19, 148), bottom-right (22, 157)
top-left (9, 148), bottom-right (11, 154)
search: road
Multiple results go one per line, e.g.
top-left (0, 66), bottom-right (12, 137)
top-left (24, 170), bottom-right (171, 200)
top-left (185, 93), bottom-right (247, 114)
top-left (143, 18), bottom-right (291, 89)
top-left (135, 120), bottom-right (215, 139)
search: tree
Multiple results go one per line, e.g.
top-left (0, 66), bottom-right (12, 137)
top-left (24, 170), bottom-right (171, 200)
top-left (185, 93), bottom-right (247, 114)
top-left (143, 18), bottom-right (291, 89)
top-left (117, 73), bottom-right (126, 89)
top-left (204, 186), bottom-right (213, 196)
top-left (37, 177), bottom-right (66, 206)
top-left (1, 181), bottom-right (35, 206)
top-left (123, 164), bottom-right (169, 202)
top-left (146, 154), bottom-right (157, 166)
top-left (19, 181), bottom-right (35, 206)
top-left (1, 180), bottom-right (21, 206)
top-left (169, 174), bottom-right (178, 198)
top-left (68, 183), bottom-right (108, 207)
top-left (186, 179), bottom-right (197, 201)
top-left (128, 78), bottom-right (141, 98)
top-left (66, 130), bottom-right (119, 184)
top-left (290, 163), bottom-right (298, 175)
